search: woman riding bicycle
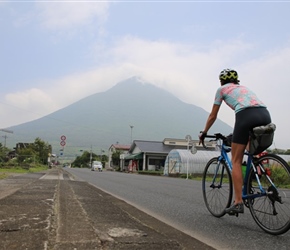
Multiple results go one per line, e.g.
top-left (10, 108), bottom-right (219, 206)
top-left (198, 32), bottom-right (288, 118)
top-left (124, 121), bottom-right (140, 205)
top-left (199, 68), bottom-right (271, 215)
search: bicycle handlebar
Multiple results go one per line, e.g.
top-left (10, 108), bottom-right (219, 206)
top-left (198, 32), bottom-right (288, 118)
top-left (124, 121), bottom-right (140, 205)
top-left (200, 133), bottom-right (228, 149)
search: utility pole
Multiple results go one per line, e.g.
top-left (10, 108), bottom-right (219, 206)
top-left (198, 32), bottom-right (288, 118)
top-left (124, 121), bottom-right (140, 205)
top-left (0, 129), bottom-right (13, 147)
top-left (89, 145), bottom-right (92, 168)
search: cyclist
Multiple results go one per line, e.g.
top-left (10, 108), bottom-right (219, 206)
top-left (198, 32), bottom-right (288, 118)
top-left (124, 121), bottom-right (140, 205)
top-left (199, 69), bottom-right (271, 215)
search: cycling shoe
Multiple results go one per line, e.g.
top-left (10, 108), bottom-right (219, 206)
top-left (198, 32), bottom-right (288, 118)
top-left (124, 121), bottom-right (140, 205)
top-left (225, 203), bottom-right (244, 215)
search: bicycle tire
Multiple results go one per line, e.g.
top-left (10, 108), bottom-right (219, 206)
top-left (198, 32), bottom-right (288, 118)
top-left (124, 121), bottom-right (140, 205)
top-left (202, 157), bottom-right (233, 217)
top-left (246, 153), bottom-right (290, 235)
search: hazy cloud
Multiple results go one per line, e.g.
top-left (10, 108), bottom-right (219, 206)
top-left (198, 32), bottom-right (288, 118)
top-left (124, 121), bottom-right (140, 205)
top-left (35, 1), bottom-right (110, 31)
top-left (2, 36), bottom-right (279, 122)
top-left (3, 88), bottom-right (58, 126)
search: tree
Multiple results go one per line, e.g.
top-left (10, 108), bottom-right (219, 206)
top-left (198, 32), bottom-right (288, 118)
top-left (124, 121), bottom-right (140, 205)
top-left (112, 149), bottom-right (123, 167)
top-left (72, 151), bottom-right (98, 168)
top-left (0, 143), bottom-right (10, 163)
top-left (17, 147), bottom-right (36, 163)
top-left (15, 138), bottom-right (51, 165)
top-left (31, 138), bottom-right (51, 165)
top-left (100, 154), bottom-right (108, 166)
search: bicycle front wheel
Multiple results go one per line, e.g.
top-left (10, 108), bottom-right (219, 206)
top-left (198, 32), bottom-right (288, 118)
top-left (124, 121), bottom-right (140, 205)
top-left (247, 154), bottom-right (290, 235)
top-left (202, 157), bottom-right (233, 217)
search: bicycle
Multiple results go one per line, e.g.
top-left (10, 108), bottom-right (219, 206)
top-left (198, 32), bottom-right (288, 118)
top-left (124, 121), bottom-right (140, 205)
top-left (201, 132), bottom-right (290, 235)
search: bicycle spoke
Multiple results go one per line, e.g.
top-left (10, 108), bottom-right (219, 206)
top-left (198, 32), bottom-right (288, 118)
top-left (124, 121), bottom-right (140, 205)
top-left (247, 154), bottom-right (290, 235)
top-left (202, 158), bottom-right (232, 217)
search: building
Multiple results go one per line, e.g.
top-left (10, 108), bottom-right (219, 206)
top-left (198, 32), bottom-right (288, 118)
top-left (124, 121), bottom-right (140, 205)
top-left (108, 144), bottom-right (131, 169)
top-left (123, 138), bottom-right (216, 172)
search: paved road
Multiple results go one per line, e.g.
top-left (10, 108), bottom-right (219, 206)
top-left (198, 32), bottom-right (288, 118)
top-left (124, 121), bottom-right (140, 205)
top-left (66, 168), bottom-right (290, 250)
top-left (0, 168), bottom-right (213, 250)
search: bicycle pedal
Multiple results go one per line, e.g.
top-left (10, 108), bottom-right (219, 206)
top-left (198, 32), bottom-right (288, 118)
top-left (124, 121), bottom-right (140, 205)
top-left (227, 212), bottom-right (239, 217)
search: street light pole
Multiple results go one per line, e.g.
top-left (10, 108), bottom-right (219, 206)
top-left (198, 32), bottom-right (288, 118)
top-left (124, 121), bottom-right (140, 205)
top-left (129, 125), bottom-right (134, 144)
top-left (185, 135), bottom-right (192, 180)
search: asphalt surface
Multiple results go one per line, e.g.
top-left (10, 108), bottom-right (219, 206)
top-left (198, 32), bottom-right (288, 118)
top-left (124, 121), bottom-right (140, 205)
top-left (0, 168), bottom-right (215, 250)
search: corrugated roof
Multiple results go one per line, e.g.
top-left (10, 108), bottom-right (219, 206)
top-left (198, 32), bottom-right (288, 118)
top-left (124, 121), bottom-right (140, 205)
top-left (110, 144), bottom-right (131, 150)
top-left (131, 140), bottom-right (187, 154)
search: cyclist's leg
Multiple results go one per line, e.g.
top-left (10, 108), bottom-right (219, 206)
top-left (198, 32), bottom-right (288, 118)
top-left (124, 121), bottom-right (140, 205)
top-left (231, 142), bottom-right (247, 204)
top-left (225, 108), bottom-right (252, 214)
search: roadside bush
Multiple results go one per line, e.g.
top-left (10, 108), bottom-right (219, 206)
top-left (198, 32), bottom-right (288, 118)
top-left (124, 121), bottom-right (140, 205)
top-left (270, 166), bottom-right (290, 188)
top-left (137, 171), bottom-right (163, 176)
top-left (180, 174), bottom-right (193, 179)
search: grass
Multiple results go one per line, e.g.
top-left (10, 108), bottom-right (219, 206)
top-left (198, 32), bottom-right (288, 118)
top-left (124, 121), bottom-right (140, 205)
top-left (136, 170), bottom-right (205, 181)
top-left (137, 170), bottom-right (163, 176)
top-left (0, 172), bottom-right (9, 179)
top-left (0, 165), bottom-right (49, 179)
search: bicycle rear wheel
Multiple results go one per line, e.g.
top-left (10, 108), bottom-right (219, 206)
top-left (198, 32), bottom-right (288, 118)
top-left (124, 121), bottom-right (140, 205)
top-left (247, 154), bottom-right (290, 235)
top-left (202, 157), bottom-right (233, 217)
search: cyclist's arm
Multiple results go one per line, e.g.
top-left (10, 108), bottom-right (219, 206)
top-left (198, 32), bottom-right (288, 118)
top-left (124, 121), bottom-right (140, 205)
top-left (202, 104), bottom-right (220, 133)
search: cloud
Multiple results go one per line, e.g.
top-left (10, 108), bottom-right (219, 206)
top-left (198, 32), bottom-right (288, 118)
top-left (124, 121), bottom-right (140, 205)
top-left (35, 1), bottom-right (110, 31)
top-left (1, 88), bottom-right (57, 127)
top-left (0, 37), bottom-right (267, 116)
top-left (3, 37), bottom-right (252, 119)
top-left (237, 46), bottom-right (290, 149)
top-left (104, 36), bottom-right (253, 108)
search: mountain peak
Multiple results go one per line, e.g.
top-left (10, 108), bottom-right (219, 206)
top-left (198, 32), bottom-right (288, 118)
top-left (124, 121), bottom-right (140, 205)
top-left (108, 76), bottom-right (175, 102)
top-left (111, 76), bottom-right (150, 89)
top-left (129, 76), bottom-right (148, 84)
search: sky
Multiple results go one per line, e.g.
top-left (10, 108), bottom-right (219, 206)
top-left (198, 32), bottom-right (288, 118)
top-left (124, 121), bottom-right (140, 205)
top-left (1, 0), bottom-right (290, 149)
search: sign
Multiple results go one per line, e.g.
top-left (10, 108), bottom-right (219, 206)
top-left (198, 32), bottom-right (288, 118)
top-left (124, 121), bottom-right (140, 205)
top-left (60, 135), bottom-right (66, 147)
top-left (185, 135), bottom-right (192, 141)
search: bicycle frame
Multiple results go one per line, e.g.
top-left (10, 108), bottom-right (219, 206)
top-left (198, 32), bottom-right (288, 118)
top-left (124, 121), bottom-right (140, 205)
top-left (218, 141), bottom-right (276, 201)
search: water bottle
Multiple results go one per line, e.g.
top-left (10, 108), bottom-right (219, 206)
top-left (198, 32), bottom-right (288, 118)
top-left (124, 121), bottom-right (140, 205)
top-left (242, 162), bottom-right (247, 178)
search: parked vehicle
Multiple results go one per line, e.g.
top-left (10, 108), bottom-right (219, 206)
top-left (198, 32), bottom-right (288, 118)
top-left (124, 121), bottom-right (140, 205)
top-left (91, 161), bottom-right (103, 172)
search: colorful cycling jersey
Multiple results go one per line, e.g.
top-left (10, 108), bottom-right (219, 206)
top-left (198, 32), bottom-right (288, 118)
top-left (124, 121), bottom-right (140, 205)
top-left (214, 83), bottom-right (266, 113)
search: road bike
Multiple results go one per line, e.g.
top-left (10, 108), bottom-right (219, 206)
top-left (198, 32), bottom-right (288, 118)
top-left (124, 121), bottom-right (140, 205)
top-left (201, 133), bottom-right (290, 235)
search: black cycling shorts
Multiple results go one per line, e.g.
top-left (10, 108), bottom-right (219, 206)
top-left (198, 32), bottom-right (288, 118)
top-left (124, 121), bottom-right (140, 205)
top-left (232, 107), bottom-right (271, 145)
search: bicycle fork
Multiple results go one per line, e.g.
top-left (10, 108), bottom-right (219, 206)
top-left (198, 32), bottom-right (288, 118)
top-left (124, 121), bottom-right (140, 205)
top-left (210, 160), bottom-right (226, 189)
